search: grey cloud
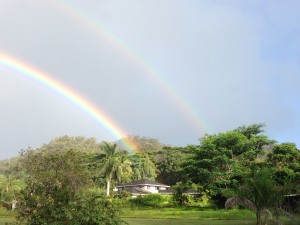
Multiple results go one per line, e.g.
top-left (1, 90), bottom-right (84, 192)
top-left (0, 0), bottom-right (299, 159)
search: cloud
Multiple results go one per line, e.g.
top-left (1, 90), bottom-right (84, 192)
top-left (0, 0), bottom-right (299, 159)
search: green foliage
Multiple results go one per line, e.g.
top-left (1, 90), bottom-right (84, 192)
top-left (1, 125), bottom-right (299, 224)
top-left (118, 135), bottom-right (162, 153)
top-left (43, 135), bottom-right (102, 153)
top-left (184, 124), bottom-right (275, 201)
top-left (17, 147), bottom-right (125, 225)
top-left (17, 148), bottom-right (88, 224)
top-left (130, 194), bottom-right (170, 207)
top-left (118, 190), bottom-right (132, 199)
top-left (42, 135), bottom-right (101, 153)
top-left (0, 174), bottom-right (24, 210)
top-left (267, 142), bottom-right (300, 187)
top-left (150, 146), bottom-right (191, 185)
top-left (241, 168), bottom-right (288, 210)
top-left (97, 142), bottom-right (132, 196)
top-left (172, 181), bottom-right (193, 206)
top-left (71, 189), bottom-right (126, 225)
top-left (196, 193), bottom-right (214, 207)
top-left (226, 167), bottom-right (292, 225)
top-left (0, 159), bottom-right (25, 211)
top-left (171, 181), bottom-right (210, 207)
top-left (130, 153), bottom-right (157, 181)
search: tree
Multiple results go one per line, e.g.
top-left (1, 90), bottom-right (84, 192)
top-left (151, 146), bottom-right (192, 185)
top-left (267, 142), bottom-right (300, 197)
top-left (116, 151), bottom-right (132, 184)
top-left (18, 147), bottom-right (125, 224)
top-left (0, 159), bottom-right (24, 210)
top-left (130, 153), bottom-right (157, 181)
top-left (172, 181), bottom-right (194, 206)
top-left (18, 148), bottom-right (89, 223)
top-left (184, 124), bottom-right (275, 202)
top-left (98, 142), bottom-right (131, 196)
top-left (118, 135), bottom-right (162, 152)
top-left (42, 135), bottom-right (102, 153)
top-left (0, 173), bottom-right (24, 210)
top-left (225, 167), bottom-right (292, 225)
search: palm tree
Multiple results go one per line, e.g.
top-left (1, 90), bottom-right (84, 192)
top-left (0, 174), bottom-right (24, 210)
top-left (225, 168), bottom-right (292, 225)
top-left (99, 142), bottom-right (131, 196)
top-left (114, 151), bottom-right (132, 184)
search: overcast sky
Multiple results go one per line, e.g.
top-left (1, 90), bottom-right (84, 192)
top-left (1, 0), bottom-right (299, 159)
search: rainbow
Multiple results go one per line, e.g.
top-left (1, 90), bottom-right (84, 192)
top-left (0, 53), bottom-right (136, 153)
top-left (48, 0), bottom-right (207, 136)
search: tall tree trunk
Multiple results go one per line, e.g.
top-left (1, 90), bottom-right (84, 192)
top-left (256, 211), bottom-right (261, 225)
top-left (12, 200), bottom-right (17, 210)
top-left (106, 177), bottom-right (111, 196)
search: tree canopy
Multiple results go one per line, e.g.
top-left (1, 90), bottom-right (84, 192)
top-left (0, 124), bottom-right (299, 221)
top-left (184, 124), bottom-right (276, 198)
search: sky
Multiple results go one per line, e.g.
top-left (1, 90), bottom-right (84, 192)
top-left (0, 0), bottom-right (300, 159)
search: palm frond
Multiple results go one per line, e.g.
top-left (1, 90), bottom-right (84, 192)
top-left (225, 197), bottom-right (257, 211)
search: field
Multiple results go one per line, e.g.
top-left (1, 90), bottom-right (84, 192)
top-left (0, 207), bottom-right (298, 225)
top-left (0, 217), bottom-right (15, 225)
top-left (122, 207), bottom-right (257, 225)
top-left (122, 207), bottom-right (256, 220)
top-left (0, 210), bottom-right (17, 224)
top-left (124, 218), bottom-right (256, 225)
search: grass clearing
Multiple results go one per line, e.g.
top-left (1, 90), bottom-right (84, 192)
top-left (122, 207), bottom-right (256, 220)
top-left (122, 207), bottom-right (299, 225)
top-left (0, 217), bottom-right (17, 225)
top-left (124, 218), bottom-right (256, 225)
top-left (0, 210), bottom-right (17, 224)
top-left (0, 207), bottom-right (298, 225)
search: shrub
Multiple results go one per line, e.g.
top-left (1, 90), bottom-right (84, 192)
top-left (119, 190), bottom-right (132, 199)
top-left (130, 194), bottom-right (170, 207)
top-left (17, 148), bottom-right (126, 225)
top-left (193, 193), bottom-right (215, 208)
top-left (71, 189), bottom-right (126, 225)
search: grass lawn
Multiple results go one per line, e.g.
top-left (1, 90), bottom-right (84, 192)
top-left (0, 210), bottom-right (17, 224)
top-left (124, 218), bottom-right (256, 225)
top-left (0, 207), bottom-right (298, 225)
top-left (0, 217), bottom-right (16, 225)
top-left (122, 207), bottom-right (256, 220)
top-left (122, 207), bottom-right (299, 225)
top-left (122, 207), bottom-right (257, 225)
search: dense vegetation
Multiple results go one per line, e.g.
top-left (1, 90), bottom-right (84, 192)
top-left (0, 124), bottom-right (299, 225)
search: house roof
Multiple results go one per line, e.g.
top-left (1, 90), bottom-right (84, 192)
top-left (116, 179), bottom-right (170, 188)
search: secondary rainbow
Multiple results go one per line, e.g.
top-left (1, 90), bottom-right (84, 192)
top-left (49, 0), bottom-right (207, 137)
top-left (0, 52), bottom-right (136, 153)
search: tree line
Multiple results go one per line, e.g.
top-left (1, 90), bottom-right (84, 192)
top-left (0, 124), bottom-right (299, 225)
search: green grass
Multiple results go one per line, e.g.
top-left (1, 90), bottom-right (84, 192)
top-left (0, 216), bottom-right (17, 225)
top-left (124, 218), bottom-right (256, 225)
top-left (122, 207), bottom-right (299, 225)
top-left (0, 207), bottom-right (298, 225)
top-left (0, 210), bottom-right (17, 224)
top-left (122, 207), bottom-right (256, 220)
top-left (122, 207), bottom-right (257, 225)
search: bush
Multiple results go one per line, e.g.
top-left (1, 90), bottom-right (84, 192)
top-left (119, 190), bottom-right (132, 199)
top-left (130, 194), bottom-right (171, 207)
top-left (71, 189), bottom-right (126, 225)
top-left (192, 193), bottom-right (215, 208)
top-left (17, 149), bottom-right (126, 225)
